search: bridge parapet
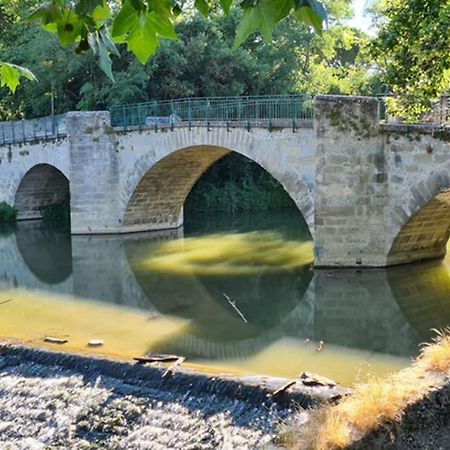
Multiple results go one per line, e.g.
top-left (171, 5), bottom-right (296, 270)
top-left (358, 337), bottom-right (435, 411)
top-left (0, 114), bottom-right (66, 146)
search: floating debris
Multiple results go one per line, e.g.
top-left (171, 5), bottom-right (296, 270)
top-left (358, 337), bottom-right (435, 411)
top-left (162, 357), bottom-right (186, 378)
top-left (316, 340), bottom-right (325, 352)
top-left (223, 293), bottom-right (248, 323)
top-left (273, 380), bottom-right (296, 397)
top-left (44, 336), bottom-right (68, 345)
top-left (88, 340), bottom-right (104, 347)
top-left (146, 313), bottom-right (161, 321)
top-left (299, 372), bottom-right (337, 388)
top-left (0, 298), bottom-right (12, 306)
top-left (134, 353), bottom-right (182, 364)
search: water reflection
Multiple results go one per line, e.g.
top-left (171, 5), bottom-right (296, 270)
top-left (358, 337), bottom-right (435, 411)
top-left (0, 212), bottom-right (450, 385)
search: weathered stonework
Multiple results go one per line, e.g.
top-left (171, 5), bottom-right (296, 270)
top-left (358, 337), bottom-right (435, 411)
top-left (314, 95), bottom-right (389, 266)
top-left (1, 96), bottom-right (450, 267)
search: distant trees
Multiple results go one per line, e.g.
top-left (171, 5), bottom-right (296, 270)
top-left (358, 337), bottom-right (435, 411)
top-left (1, 0), bottom-right (377, 119)
top-left (371, 0), bottom-right (450, 120)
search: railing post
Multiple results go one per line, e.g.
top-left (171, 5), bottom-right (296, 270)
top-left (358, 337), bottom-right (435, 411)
top-left (12, 122), bottom-right (16, 143)
top-left (292, 97), bottom-right (296, 132)
top-left (21, 120), bottom-right (26, 143)
top-left (188, 98), bottom-right (192, 131)
top-left (122, 105), bottom-right (127, 131)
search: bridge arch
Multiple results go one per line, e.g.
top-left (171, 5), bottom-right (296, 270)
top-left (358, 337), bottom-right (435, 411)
top-left (388, 164), bottom-right (450, 265)
top-left (122, 145), bottom-right (313, 234)
top-left (119, 127), bottom-right (315, 235)
top-left (14, 163), bottom-right (70, 221)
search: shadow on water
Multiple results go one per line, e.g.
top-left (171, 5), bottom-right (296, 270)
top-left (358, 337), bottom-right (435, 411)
top-left (1, 210), bottom-right (450, 382)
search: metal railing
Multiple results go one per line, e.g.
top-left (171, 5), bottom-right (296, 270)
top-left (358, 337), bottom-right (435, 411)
top-left (0, 114), bottom-right (67, 146)
top-left (110, 95), bottom-right (314, 131)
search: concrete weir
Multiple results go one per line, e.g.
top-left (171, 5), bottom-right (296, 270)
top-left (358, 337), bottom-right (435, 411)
top-left (1, 95), bottom-right (450, 267)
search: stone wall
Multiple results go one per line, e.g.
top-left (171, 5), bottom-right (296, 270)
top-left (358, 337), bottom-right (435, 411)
top-left (314, 96), bottom-right (389, 266)
top-left (384, 124), bottom-right (450, 265)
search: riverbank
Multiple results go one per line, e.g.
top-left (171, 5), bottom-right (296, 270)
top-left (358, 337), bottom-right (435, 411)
top-left (282, 330), bottom-right (450, 449)
top-left (0, 343), bottom-right (345, 449)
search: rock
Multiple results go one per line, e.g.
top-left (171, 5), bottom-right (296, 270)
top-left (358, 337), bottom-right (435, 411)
top-left (44, 337), bottom-right (68, 345)
top-left (298, 372), bottom-right (337, 388)
top-left (88, 340), bottom-right (104, 347)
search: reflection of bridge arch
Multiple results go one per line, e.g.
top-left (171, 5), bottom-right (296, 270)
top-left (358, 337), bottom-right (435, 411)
top-left (14, 163), bottom-right (70, 221)
top-left (15, 223), bottom-right (72, 285)
top-left (387, 260), bottom-right (450, 342)
top-left (119, 130), bottom-right (315, 236)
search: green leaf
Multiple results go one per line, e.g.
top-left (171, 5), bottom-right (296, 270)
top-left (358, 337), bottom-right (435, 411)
top-left (220, 0), bottom-right (233, 15)
top-left (92, 3), bottom-right (112, 22)
top-left (195, 0), bottom-right (210, 17)
top-left (295, 0), bottom-right (326, 32)
top-left (75, 0), bottom-right (103, 15)
top-left (112, 0), bottom-right (138, 37)
top-left (127, 14), bottom-right (159, 64)
top-left (57, 9), bottom-right (82, 46)
top-left (233, 0), bottom-right (279, 48)
top-left (98, 38), bottom-right (114, 81)
top-left (99, 27), bottom-right (120, 57)
top-left (0, 62), bottom-right (36, 93)
top-left (295, 6), bottom-right (323, 34)
top-left (147, 12), bottom-right (177, 39)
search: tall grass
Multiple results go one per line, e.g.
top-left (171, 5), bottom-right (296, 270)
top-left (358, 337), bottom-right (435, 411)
top-left (282, 329), bottom-right (450, 450)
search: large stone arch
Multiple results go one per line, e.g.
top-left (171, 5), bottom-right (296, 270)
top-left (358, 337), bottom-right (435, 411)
top-left (388, 163), bottom-right (450, 265)
top-left (119, 128), bottom-right (315, 235)
top-left (14, 163), bottom-right (70, 220)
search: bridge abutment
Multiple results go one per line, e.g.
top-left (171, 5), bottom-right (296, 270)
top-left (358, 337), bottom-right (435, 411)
top-left (314, 96), bottom-right (390, 267)
top-left (66, 112), bottom-right (122, 234)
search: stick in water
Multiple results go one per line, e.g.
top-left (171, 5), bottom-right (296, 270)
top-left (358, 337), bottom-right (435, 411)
top-left (222, 293), bottom-right (248, 323)
top-left (273, 380), bottom-right (296, 397)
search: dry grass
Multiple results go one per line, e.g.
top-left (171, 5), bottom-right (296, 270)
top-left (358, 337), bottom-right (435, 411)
top-left (283, 329), bottom-right (450, 450)
top-left (419, 328), bottom-right (450, 373)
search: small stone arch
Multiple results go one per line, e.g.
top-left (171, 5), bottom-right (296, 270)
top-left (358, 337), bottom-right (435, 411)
top-left (388, 165), bottom-right (450, 265)
top-left (121, 144), bottom-right (314, 235)
top-left (14, 163), bottom-right (70, 220)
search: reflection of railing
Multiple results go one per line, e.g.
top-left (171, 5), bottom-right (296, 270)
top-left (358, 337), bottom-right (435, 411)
top-left (110, 95), bottom-right (314, 131)
top-left (0, 114), bottom-right (67, 145)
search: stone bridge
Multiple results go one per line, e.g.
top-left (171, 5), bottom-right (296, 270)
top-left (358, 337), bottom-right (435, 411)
top-left (1, 95), bottom-right (449, 267)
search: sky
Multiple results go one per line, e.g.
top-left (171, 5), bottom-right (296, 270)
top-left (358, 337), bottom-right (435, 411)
top-left (350, 0), bottom-right (373, 31)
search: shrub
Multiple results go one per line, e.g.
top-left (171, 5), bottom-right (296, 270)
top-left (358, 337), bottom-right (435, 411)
top-left (40, 199), bottom-right (70, 225)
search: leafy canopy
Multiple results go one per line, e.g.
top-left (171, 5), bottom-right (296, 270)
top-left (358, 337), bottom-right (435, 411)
top-left (372, 0), bottom-right (450, 121)
top-left (25, 0), bottom-right (327, 81)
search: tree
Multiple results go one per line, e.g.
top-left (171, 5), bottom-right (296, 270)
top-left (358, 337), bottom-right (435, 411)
top-left (0, 2), bottom-right (36, 92)
top-left (0, 0), bottom-right (327, 91)
top-left (371, 0), bottom-right (450, 121)
top-left (1, 0), bottom-right (373, 119)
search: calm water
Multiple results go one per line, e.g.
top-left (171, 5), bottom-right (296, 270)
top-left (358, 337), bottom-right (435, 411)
top-left (1, 209), bottom-right (450, 385)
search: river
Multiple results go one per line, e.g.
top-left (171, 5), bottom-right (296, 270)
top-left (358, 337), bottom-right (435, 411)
top-left (1, 209), bottom-right (449, 386)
